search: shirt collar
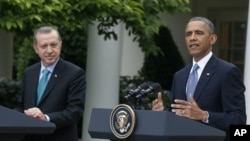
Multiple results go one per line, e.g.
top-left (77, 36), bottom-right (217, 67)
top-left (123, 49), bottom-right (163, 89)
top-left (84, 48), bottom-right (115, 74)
top-left (192, 52), bottom-right (212, 72)
top-left (40, 58), bottom-right (59, 73)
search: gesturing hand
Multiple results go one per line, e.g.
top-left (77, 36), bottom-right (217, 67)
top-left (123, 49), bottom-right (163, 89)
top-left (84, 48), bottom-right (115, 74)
top-left (171, 95), bottom-right (208, 121)
top-left (152, 92), bottom-right (165, 111)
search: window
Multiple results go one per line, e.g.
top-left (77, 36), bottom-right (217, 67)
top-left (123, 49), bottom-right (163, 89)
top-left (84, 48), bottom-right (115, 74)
top-left (219, 21), bottom-right (247, 73)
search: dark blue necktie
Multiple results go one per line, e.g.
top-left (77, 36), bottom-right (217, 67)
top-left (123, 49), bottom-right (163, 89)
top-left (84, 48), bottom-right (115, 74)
top-left (37, 68), bottom-right (50, 104)
top-left (186, 64), bottom-right (199, 101)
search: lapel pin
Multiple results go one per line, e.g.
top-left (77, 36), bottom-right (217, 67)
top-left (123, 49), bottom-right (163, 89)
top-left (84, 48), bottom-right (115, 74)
top-left (206, 73), bottom-right (210, 76)
top-left (54, 74), bottom-right (58, 78)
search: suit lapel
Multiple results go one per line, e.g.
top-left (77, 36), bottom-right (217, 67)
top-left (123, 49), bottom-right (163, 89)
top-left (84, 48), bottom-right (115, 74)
top-left (30, 65), bottom-right (41, 106)
top-left (193, 55), bottom-right (217, 100)
top-left (37, 59), bottom-right (64, 105)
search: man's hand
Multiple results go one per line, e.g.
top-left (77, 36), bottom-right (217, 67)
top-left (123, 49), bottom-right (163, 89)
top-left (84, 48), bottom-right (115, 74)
top-left (171, 94), bottom-right (208, 121)
top-left (24, 107), bottom-right (47, 121)
top-left (152, 92), bottom-right (165, 111)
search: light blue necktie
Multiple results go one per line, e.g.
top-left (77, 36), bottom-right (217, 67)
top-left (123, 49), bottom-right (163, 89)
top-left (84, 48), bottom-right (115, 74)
top-left (186, 64), bottom-right (199, 101)
top-left (37, 68), bottom-right (50, 104)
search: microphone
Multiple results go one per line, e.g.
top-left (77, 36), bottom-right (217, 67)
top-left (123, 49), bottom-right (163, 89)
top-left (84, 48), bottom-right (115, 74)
top-left (124, 82), bottom-right (149, 99)
top-left (135, 83), bottom-right (162, 99)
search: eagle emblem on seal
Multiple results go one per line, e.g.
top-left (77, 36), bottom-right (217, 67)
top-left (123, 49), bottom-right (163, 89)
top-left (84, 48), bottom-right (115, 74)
top-left (116, 111), bottom-right (130, 133)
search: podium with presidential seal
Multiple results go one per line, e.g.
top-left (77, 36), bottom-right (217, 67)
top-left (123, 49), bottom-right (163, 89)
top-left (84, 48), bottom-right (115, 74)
top-left (88, 104), bottom-right (226, 141)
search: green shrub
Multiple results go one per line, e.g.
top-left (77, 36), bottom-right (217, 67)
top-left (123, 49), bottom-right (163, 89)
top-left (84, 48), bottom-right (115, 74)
top-left (0, 77), bottom-right (20, 108)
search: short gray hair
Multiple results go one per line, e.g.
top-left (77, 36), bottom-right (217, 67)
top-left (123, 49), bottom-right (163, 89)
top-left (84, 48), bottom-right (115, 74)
top-left (33, 26), bottom-right (61, 45)
top-left (188, 17), bottom-right (215, 34)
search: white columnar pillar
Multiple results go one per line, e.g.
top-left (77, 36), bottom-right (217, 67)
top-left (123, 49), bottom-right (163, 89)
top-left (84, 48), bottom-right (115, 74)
top-left (0, 30), bottom-right (13, 78)
top-left (81, 21), bottom-right (122, 141)
top-left (243, 1), bottom-right (250, 124)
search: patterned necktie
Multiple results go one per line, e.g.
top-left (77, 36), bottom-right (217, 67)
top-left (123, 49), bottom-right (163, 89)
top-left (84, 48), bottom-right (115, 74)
top-left (37, 68), bottom-right (50, 105)
top-left (186, 64), bottom-right (199, 101)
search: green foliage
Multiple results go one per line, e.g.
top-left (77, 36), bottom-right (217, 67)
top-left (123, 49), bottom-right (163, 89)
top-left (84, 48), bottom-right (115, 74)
top-left (14, 37), bottom-right (39, 79)
top-left (60, 26), bottom-right (88, 70)
top-left (83, 0), bottom-right (190, 55)
top-left (0, 77), bottom-right (20, 108)
top-left (0, 0), bottom-right (190, 47)
top-left (0, 0), bottom-right (86, 31)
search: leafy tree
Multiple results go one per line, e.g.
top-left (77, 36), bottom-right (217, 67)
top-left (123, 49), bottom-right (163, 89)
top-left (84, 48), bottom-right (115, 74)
top-left (0, 0), bottom-right (190, 79)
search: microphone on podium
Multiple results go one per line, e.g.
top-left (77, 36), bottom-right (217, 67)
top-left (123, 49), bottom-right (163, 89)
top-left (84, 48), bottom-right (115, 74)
top-left (135, 83), bottom-right (162, 99)
top-left (124, 82), bottom-right (149, 99)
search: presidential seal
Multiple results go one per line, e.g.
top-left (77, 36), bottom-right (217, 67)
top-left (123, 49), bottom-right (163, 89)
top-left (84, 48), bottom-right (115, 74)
top-left (110, 104), bottom-right (136, 139)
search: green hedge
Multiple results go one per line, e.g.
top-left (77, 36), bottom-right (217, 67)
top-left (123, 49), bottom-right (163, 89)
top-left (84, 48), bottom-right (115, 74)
top-left (0, 77), bottom-right (20, 108)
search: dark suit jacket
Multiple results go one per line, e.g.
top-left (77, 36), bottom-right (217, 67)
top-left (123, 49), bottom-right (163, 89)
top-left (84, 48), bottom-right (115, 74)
top-left (15, 58), bottom-right (86, 141)
top-left (171, 55), bottom-right (246, 140)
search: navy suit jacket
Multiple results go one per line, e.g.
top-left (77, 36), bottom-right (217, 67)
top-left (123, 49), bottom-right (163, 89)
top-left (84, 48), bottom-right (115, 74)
top-left (16, 58), bottom-right (86, 141)
top-left (171, 55), bottom-right (246, 139)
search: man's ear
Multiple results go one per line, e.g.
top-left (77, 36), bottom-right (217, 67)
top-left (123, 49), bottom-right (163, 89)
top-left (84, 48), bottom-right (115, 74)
top-left (210, 34), bottom-right (217, 45)
top-left (33, 45), bottom-right (39, 54)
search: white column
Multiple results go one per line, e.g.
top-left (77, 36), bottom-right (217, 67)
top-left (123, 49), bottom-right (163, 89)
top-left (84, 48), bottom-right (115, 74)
top-left (243, 1), bottom-right (250, 124)
top-left (120, 24), bottom-right (144, 76)
top-left (0, 30), bottom-right (13, 78)
top-left (81, 21), bottom-right (122, 141)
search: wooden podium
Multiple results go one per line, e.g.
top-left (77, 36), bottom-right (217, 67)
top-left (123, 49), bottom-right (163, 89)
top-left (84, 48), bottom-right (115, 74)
top-left (88, 108), bottom-right (226, 141)
top-left (0, 106), bottom-right (56, 141)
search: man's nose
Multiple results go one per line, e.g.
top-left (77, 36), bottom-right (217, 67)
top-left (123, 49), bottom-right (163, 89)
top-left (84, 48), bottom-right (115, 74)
top-left (190, 33), bottom-right (197, 40)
